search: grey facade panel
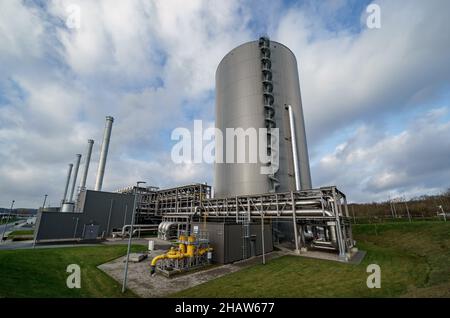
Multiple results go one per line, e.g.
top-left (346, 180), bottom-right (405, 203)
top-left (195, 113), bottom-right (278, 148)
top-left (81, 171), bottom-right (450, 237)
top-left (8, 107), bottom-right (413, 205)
top-left (35, 190), bottom-right (134, 241)
top-left (225, 224), bottom-right (244, 263)
top-left (193, 222), bottom-right (225, 264)
top-left (34, 212), bottom-right (80, 241)
top-left (192, 222), bottom-right (273, 264)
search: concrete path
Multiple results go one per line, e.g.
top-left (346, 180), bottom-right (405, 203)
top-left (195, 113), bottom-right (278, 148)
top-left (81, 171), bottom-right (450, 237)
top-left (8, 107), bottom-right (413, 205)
top-left (102, 237), bottom-right (172, 250)
top-left (277, 245), bottom-right (366, 264)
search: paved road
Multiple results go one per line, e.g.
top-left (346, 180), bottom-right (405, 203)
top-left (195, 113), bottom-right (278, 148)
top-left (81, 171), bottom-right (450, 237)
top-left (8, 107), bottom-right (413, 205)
top-left (0, 221), bottom-right (156, 251)
top-left (0, 241), bottom-right (101, 251)
top-left (0, 222), bottom-right (15, 235)
top-left (0, 237), bottom-right (153, 251)
top-left (0, 219), bottom-right (34, 249)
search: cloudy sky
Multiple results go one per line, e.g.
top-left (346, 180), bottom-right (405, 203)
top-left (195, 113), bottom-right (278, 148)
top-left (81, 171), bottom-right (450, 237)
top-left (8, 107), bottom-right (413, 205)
top-left (0, 0), bottom-right (449, 208)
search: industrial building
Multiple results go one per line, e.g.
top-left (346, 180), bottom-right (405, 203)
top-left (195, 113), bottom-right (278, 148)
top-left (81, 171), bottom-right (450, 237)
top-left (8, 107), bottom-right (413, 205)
top-left (34, 38), bottom-right (355, 271)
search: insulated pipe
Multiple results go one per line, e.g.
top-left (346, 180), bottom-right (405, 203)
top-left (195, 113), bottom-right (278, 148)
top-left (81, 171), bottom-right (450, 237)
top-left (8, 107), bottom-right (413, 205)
top-left (121, 224), bottom-right (158, 237)
top-left (162, 209), bottom-right (334, 217)
top-left (79, 139), bottom-right (94, 192)
top-left (291, 191), bottom-right (300, 254)
top-left (95, 116), bottom-right (114, 191)
top-left (287, 105), bottom-right (301, 191)
top-left (62, 163), bottom-right (73, 204)
top-left (69, 154), bottom-right (82, 202)
top-left (327, 222), bottom-right (338, 247)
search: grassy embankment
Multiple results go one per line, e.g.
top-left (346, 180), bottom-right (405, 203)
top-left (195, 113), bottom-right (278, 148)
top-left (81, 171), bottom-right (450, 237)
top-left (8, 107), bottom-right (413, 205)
top-left (7, 230), bottom-right (34, 241)
top-left (0, 244), bottom-right (146, 297)
top-left (173, 221), bottom-right (450, 298)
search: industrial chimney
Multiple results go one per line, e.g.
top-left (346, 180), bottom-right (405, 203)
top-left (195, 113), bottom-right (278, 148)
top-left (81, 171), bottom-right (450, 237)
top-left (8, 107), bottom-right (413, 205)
top-left (68, 154), bottom-right (82, 202)
top-left (94, 116), bottom-right (114, 191)
top-left (79, 139), bottom-right (94, 192)
top-left (62, 163), bottom-right (73, 204)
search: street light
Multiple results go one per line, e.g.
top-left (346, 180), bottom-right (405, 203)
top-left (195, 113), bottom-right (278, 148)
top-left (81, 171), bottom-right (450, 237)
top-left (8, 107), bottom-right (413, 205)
top-left (1, 200), bottom-right (15, 243)
top-left (34, 195), bottom-right (47, 249)
top-left (42, 194), bottom-right (48, 209)
top-left (122, 181), bottom-right (146, 293)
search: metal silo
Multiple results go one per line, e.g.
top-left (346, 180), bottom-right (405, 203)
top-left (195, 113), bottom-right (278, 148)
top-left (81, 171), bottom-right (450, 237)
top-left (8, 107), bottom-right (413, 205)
top-left (214, 38), bottom-right (312, 198)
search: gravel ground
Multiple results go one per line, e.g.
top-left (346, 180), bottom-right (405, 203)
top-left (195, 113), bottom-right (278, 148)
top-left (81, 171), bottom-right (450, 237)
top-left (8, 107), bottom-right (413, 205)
top-left (98, 249), bottom-right (286, 298)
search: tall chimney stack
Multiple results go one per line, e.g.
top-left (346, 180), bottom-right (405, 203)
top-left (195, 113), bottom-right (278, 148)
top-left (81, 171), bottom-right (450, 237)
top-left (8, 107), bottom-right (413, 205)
top-left (79, 139), bottom-right (94, 192)
top-left (69, 154), bottom-right (82, 202)
top-left (95, 116), bottom-right (114, 191)
top-left (62, 163), bottom-right (73, 204)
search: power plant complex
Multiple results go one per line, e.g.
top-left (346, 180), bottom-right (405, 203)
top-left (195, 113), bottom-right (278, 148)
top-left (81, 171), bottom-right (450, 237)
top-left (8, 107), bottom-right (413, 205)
top-left (34, 38), bottom-right (356, 276)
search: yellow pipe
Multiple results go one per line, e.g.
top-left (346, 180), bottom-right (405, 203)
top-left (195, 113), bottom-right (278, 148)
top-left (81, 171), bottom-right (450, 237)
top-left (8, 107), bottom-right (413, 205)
top-left (168, 254), bottom-right (183, 260)
top-left (186, 235), bottom-right (196, 257)
top-left (198, 247), bottom-right (213, 256)
top-left (150, 254), bottom-right (167, 267)
top-left (179, 235), bottom-right (186, 254)
top-left (150, 235), bottom-right (213, 275)
top-left (150, 247), bottom-right (180, 274)
top-left (186, 245), bottom-right (195, 257)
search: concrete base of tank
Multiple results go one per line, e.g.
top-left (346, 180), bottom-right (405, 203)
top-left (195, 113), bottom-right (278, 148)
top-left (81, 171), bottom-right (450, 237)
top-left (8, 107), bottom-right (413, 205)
top-left (98, 249), bottom-right (286, 297)
top-left (276, 243), bottom-right (365, 264)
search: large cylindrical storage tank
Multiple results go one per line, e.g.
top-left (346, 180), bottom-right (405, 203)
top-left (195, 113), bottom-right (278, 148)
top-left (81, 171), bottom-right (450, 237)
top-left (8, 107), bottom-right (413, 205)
top-left (215, 38), bottom-right (312, 198)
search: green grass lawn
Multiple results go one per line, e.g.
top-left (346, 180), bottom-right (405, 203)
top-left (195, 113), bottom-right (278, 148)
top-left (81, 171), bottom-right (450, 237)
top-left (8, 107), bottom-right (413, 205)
top-left (7, 230), bottom-right (35, 241)
top-left (8, 229), bottom-right (34, 238)
top-left (8, 230), bottom-right (34, 236)
top-left (0, 244), bottom-right (146, 298)
top-left (172, 221), bottom-right (450, 298)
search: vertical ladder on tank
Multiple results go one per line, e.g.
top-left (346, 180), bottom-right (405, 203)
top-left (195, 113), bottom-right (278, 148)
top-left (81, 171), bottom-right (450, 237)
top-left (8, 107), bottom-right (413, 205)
top-left (259, 36), bottom-right (279, 192)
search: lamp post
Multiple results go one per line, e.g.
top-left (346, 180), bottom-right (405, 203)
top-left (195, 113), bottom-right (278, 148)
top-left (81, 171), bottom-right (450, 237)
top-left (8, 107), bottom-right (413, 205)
top-left (122, 181), bottom-right (146, 293)
top-left (1, 200), bottom-right (15, 243)
top-left (42, 194), bottom-right (48, 209)
top-left (34, 195), bottom-right (47, 249)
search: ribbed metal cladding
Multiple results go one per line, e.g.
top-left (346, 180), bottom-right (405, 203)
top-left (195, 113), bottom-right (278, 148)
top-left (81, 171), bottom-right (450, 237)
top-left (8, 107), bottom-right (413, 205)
top-left (214, 39), bottom-right (312, 198)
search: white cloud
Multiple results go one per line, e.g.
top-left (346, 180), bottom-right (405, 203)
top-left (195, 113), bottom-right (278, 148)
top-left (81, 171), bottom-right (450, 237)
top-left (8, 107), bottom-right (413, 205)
top-left (0, 0), bottom-right (249, 207)
top-left (0, 1), bottom-right (45, 61)
top-left (274, 0), bottom-right (450, 143)
top-left (314, 107), bottom-right (450, 202)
